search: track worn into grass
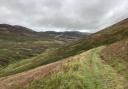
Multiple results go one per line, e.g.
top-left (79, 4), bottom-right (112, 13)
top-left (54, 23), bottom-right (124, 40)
top-left (83, 47), bottom-right (127, 89)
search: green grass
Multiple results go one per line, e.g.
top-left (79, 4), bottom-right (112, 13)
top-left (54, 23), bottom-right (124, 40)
top-left (26, 53), bottom-right (85, 89)
top-left (101, 39), bottom-right (128, 81)
top-left (0, 48), bottom-right (57, 77)
top-left (83, 48), bottom-right (127, 89)
top-left (106, 57), bottom-right (128, 80)
top-left (26, 47), bottom-right (127, 89)
top-left (1, 18), bottom-right (128, 79)
top-left (0, 27), bottom-right (71, 66)
top-left (0, 39), bottom-right (63, 65)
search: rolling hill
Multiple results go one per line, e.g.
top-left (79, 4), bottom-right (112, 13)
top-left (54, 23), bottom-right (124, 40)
top-left (0, 18), bottom-right (128, 89)
top-left (0, 24), bottom-right (85, 66)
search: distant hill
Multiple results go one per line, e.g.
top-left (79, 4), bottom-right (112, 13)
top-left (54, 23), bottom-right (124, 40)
top-left (0, 24), bottom-right (35, 37)
top-left (0, 24), bottom-right (87, 41)
top-left (0, 24), bottom-right (86, 66)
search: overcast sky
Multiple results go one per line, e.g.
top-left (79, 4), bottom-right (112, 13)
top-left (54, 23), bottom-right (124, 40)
top-left (0, 0), bottom-right (128, 32)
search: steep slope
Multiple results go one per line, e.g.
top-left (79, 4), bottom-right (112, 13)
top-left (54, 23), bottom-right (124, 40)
top-left (26, 45), bottom-right (128, 89)
top-left (1, 46), bottom-right (127, 89)
top-left (28, 47), bottom-right (128, 89)
top-left (0, 60), bottom-right (63, 89)
top-left (101, 38), bottom-right (128, 80)
top-left (0, 18), bottom-right (128, 77)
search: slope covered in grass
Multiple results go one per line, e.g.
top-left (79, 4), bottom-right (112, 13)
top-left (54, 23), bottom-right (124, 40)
top-left (1, 40), bottom-right (128, 89)
top-left (0, 24), bottom-right (85, 66)
top-left (101, 38), bottom-right (128, 80)
top-left (0, 39), bottom-right (64, 66)
top-left (0, 60), bottom-right (63, 89)
top-left (26, 47), bottom-right (127, 89)
top-left (0, 49), bottom-right (58, 77)
top-left (24, 18), bottom-right (128, 68)
top-left (0, 25), bottom-right (62, 66)
top-left (0, 18), bottom-right (128, 77)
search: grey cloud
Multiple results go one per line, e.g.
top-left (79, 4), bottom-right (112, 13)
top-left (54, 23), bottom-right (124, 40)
top-left (0, 0), bottom-right (128, 32)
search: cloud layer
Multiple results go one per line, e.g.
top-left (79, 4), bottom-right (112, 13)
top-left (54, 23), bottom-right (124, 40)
top-left (0, 0), bottom-right (128, 32)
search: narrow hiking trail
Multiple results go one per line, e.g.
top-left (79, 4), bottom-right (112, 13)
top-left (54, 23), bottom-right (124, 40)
top-left (83, 48), bottom-right (127, 89)
top-left (83, 48), bottom-right (104, 89)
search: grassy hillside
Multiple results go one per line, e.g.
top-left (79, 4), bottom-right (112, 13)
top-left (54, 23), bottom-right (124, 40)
top-left (101, 38), bottom-right (128, 80)
top-left (1, 46), bottom-right (127, 89)
top-left (24, 19), bottom-right (128, 89)
top-left (25, 47), bottom-right (128, 89)
top-left (0, 24), bottom-right (84, 66)
top-left (26, 18), bottom-right (128, 66)
top-left (0, 18), bottom-right (128, 77)
top-left (0, 18), bottom-right (128, 89)
top-left (0, 39), bottom-right (63, 65)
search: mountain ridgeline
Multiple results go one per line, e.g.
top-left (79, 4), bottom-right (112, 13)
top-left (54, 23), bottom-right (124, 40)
top-left (0, 24), bottom-right (86, 41)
